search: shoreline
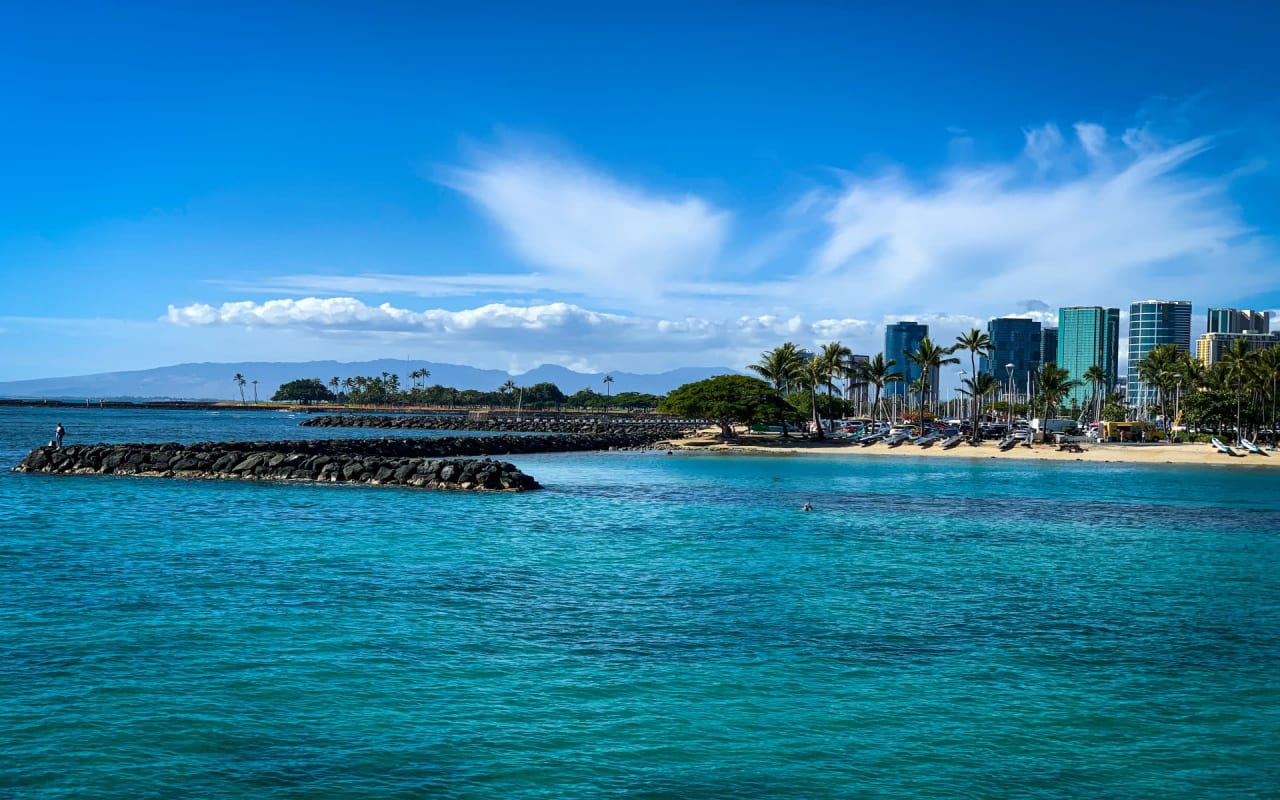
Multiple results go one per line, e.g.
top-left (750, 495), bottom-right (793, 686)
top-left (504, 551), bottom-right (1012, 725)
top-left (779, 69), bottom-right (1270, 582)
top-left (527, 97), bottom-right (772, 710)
top-left (665, 431), bottom-right (1280, 468)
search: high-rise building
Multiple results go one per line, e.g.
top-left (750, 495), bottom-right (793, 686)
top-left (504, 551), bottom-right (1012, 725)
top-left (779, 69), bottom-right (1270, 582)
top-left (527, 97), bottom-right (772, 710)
top-left (1207, 307), bottom-right (1270, 335)
top-left (844, 354), bottom-right (871, 413)
top-left (1127, 300), bottom-right (1192, 410)
top-left (981, 317), bottom-right (1041, 395)
top-left (883, 321), bottom-right (931, 399)
top-left (1197, 331), bottom-right (1280, 366)
top-left (1040, 327), bottom-right (1058, 368)
top-left (1057, 306), bottom-right (1120, 407)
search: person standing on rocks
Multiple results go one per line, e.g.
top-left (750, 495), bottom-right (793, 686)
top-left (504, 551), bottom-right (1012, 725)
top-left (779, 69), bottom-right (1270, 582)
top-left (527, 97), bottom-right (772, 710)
top-left (55, 423), bottom-right (65, 449)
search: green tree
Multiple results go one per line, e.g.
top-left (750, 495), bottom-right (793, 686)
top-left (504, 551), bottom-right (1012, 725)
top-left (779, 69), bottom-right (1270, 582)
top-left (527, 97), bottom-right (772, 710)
top-left (602, 374), bottom-right (614, 415)
top-left (747, 342), bottom-right (806, 436)
top-left (611, 391), bottom-right (662, 410)
top-left (819, 341), bottom-right (854, 434)
top-left (1034, 364), bottom-right (1081, 440)
top-left (960, 373), bottom-right (1002, 437)
top-left (659, 375), bottom-right (793, 439)
top-left (863, 352), bottom-right (903, 422)
top-left (233, 373), bottom-right (247, 405)
top-left (523, 382), bottom-right (567, 409)
top-left (1258, 346), bottom-right (1280, 444)
top-left (906, 337), bottom-right (959, 423)
top-left (1137, 343), bottom-right (1183, 428)
top-left (500, 379), bottom-right (518, 407)
top-left (954, 328), bottom-right (993, 437)
top-left (796, 354), bottom-right (832, 438)
top-left (1219, 338), bottom-right (1257, 438)
top-left (1083, 364), bottom-right (1108, 423)
top-left (271, 378), bottom-right (338, 405)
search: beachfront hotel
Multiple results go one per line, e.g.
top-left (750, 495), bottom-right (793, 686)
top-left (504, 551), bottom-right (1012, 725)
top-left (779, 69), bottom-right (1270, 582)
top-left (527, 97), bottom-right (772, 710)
top-left (1057, 306), bottom-right (1120, 407)
top-left (1127, 300), bottom-right (1192, 409)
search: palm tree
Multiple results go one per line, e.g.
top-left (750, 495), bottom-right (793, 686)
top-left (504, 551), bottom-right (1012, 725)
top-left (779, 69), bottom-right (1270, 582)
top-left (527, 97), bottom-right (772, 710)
top-left (1035, 364), bottom-right (1081, 441)
top-left (748, 342), bottom-right (806, 436)
top-left (500, 379), bottom-right (518, 408)
top-left (906, 337), bottom-right (960, 426)
top-left (959, 373), bottom-right (1003, 438)
top-left (797, 356), bottom-right (834, 438)
top-left (954, 328), bottom-right (993, 436)
top-left (819, 341), bottom-right (854, 433)
top-left (1257, 346), bottom-right (1280, 445)
top-left (1219, 338), bottom-right (1256, 440)
top-left (1083, 364), bottom-right (1108, 424)
top-left (862, 353), bottom-right (903, 422)
top-left (233, 373), bottom-right (246, 405)
top-left (1137, 343), bottom-right (1183, 429)
top-left (329, 376), bottom-right (341, 401)
top-left (251, 379), bottom-right (259, 404)
top-left (602, 374), bottom-right (614, 415)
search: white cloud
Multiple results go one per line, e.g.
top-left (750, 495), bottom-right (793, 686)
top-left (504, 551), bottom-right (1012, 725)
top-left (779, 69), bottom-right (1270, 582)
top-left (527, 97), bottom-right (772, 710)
top-left (158, 120), bottom-right (1275, 383)
top-left (803, 123), bottom-right (1269, 322)
top-left (165, 298), bottom-right (631, 335)
top-left (162, 298), bottom-right (892, 373)
top-left (1074, 122), bottom-right (1107, 160)
top-left (1023, 123), bottom-right (1066, 172)
top-left (440, 148), bottom-right (730, 302)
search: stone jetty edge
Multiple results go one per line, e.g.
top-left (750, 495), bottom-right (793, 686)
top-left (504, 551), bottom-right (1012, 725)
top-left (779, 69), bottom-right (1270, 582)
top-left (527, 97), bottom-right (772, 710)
top-left (299, 414), bottom-right (697, 438)
top-left (11, 425), bottom-right (700, 492)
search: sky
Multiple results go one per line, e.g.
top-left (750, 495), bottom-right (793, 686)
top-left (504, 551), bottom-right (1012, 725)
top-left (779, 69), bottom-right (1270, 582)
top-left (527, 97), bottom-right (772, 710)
top-left (2, 1), bottom-right (1278, 386)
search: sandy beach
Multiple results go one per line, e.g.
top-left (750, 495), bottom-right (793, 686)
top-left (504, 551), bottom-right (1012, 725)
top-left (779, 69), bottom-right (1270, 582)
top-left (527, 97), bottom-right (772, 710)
top-left (667, 430), bottom-right (1280, 468)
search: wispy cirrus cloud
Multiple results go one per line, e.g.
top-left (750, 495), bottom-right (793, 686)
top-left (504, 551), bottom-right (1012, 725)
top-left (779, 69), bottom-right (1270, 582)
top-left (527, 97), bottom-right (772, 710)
top-left (439, 146), bottom-right (730, 301)
top-left (804, 122), bottom-right (1269, 320)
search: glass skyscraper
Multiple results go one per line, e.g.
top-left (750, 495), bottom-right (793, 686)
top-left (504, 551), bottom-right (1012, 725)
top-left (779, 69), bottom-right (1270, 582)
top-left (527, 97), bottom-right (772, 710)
top-left (1127, 300), bottom-right (1192, 410)
top-left (981, 317), bottom-right (1042, 395)
top-left (1040, 327), bottom-right (1058, 367)
top-left (1207, 307), bottom-right (1270, 334)
top-left (883, 321), bottom-right (930, 399)
top-left (1057, 306), bottom-right (1120, 408)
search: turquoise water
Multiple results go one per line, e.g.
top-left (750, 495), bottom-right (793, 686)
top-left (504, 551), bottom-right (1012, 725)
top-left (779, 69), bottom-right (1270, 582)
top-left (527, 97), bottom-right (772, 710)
top-left (2, 407), bottom-right (1278, 798)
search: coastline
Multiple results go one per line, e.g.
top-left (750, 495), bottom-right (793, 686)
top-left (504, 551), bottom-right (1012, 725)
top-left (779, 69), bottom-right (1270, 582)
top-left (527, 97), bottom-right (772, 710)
top-left (666, 430), bottom-right (1280, 468)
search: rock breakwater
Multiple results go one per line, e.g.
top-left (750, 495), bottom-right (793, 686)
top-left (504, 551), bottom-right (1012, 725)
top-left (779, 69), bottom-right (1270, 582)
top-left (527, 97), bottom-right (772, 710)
top-left (14, 440), bottom-right (541, 492)
top-left (301, 414), bottom-right (699, 441)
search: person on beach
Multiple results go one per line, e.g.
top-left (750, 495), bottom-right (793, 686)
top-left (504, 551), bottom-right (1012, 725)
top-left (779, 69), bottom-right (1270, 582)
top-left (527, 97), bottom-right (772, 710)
top-left (55, 423), bottom-right (65, 449)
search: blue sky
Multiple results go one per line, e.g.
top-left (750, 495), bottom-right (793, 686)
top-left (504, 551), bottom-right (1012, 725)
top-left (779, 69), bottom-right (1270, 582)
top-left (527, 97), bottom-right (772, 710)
top-left (2, 1), bottom-right (1278, 383)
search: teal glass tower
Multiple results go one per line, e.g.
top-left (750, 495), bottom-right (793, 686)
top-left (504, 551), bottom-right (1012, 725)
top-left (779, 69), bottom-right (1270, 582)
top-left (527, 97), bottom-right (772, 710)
top-left (1057, 307), bottom-right (1120, 408)
top-left (1127, 300), bottom-right (1192, 410)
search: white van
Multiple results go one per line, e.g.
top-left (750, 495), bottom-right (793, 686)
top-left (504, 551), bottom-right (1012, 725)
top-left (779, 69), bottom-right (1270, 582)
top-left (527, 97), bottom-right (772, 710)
top-left (1030, 418), bottom-right (1080, 442)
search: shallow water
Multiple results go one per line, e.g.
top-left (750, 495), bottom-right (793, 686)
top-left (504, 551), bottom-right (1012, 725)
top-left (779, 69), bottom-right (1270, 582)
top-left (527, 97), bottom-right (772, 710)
top-left (2, 407), bottom-right (1278, 797)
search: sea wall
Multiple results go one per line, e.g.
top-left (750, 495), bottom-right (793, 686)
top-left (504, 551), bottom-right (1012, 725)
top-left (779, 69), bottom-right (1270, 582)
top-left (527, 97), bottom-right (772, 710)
top-left (14, 442), bottom-right (540, 492)
top-left (300, 414), bottom-right (699, 440)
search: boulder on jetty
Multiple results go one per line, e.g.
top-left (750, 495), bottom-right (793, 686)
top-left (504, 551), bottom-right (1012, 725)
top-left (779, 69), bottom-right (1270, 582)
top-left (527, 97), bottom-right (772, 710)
top-left (14, 441), bottom-right (541, 492)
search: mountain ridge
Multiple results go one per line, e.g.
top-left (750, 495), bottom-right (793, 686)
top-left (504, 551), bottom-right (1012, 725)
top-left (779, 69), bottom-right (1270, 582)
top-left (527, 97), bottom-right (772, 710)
top-left (0, 360), bottom-right (740, 401)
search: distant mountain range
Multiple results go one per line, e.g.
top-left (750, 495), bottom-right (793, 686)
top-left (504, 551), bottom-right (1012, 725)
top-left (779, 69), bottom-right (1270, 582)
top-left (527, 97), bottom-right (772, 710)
top-left (0, 360), bottom-right (739, 401)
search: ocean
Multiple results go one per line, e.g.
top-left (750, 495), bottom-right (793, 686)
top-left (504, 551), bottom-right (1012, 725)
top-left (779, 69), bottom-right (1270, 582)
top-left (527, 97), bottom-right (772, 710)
top-left (2, 406), bottom-right (1277, 798)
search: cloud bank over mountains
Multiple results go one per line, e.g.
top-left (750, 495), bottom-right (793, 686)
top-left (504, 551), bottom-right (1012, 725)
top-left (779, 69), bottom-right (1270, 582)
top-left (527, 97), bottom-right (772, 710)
top-left (164, 120), bottom-right (1274, 373)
